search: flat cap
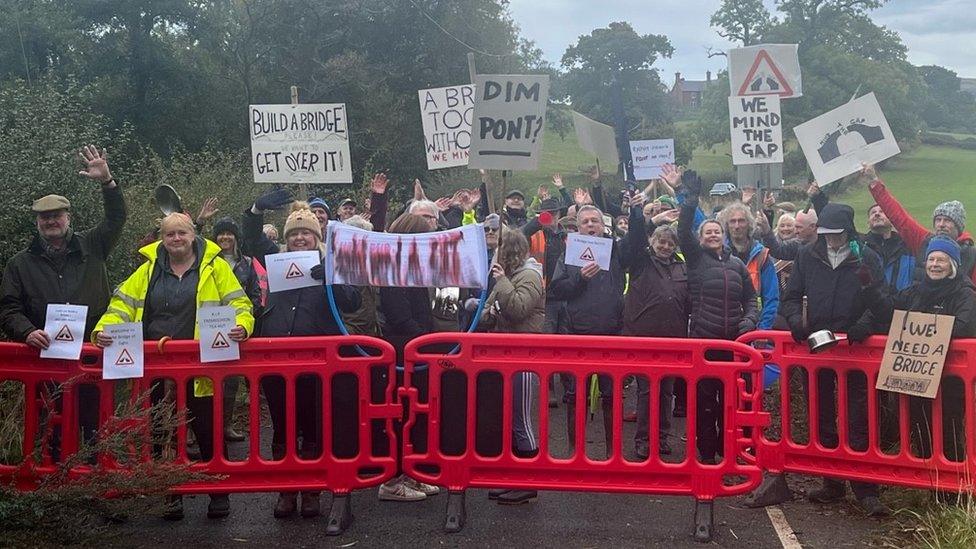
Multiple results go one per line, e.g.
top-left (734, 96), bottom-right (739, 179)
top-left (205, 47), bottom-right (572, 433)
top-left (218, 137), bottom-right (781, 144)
top-left (32, 194), bottom-right (71, 213)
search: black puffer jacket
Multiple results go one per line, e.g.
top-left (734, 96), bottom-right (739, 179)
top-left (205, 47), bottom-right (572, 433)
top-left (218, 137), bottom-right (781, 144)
top-left (678, 194), bottom-right (758, 339)
top-left (380, 286), bottom-right (433, 364)
top-left (549, 236), bottom-right (629, 336)
top-left (623, 207), bottom-right (688, 337)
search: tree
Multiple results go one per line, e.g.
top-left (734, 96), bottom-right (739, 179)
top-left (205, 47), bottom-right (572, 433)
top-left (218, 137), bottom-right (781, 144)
top-left (710, 0), bottom-right (774, 46)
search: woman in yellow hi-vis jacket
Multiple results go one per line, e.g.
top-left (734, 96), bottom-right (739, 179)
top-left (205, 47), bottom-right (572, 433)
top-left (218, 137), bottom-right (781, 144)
top-left (92, 212), bottom-right (254, 521)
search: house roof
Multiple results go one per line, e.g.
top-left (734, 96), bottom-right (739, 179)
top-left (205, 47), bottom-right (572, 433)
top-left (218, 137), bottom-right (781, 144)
top-left (680, 80), bottom-right (709, 93)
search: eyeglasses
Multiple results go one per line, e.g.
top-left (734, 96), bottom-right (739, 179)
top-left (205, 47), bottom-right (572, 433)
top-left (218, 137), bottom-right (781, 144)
top-left (484, 227), bottom-right (499, 234)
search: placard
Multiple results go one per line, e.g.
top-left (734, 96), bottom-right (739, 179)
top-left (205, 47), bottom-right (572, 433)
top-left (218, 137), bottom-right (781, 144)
top-left (729, 95), bottom-right (783, 165)
top-left (418, 85), bottom-right (475, 170)
top-left (39, 304), bottom-right (88, 360)
top-left (468, 74), bottom-right (550, 171)
top-left (198, 306), bottom-right (240, 363)
top-left (572, 111), bottom-right (619, 167)
top-left (793, 93), bottom-right (900, 186)
top-left (729, 44), bottom-right (802, 98)
top-left (249, 103), bottom-right (352, 184)
top-left (876, 310), bottom-right (954, 398)
top-left (629, 139), bottom-right (674, 180)
top-left (564, 233), bottom-right (613, 271)
top-left (102, 322), bottom-right (144, 380)
top-left (266, 251), bottom-right (321, 292)
top-left (326, 223), bottom-right (488, 289)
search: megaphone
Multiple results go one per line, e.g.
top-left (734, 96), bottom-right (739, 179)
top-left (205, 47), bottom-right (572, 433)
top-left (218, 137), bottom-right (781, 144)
top-left (153, 184), bottom-right (183, 215)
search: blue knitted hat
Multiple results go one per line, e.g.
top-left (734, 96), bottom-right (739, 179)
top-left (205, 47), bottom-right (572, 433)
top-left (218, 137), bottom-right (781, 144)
top-left (926, 235), bottom-right (961, 265)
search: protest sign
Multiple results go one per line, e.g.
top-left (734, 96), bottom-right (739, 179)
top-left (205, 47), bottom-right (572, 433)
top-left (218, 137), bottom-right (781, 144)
top-left (40, 304), bottom-right (87, 360)
top-left (564, 233), bottom-right (613, 271)
top-left (793, 93), bottom-right (900, 186)
top-left (876, 310), bottom-right (954, 399)
top-left (729, 95), bottom-right (783, 165)
top-left (198, 306), bottom-right (240, 363)
top-left (249, 103), bottom-right (352, 184)
top-left (418, 85), bottom-right (475, 170)
top-left (326, 223), bottom-right (488, 289)
top-left (468, 74), bottom-right (550, 171)
top-left (572, 111), bottom-right (619, 168)
top-left (729, 44), bottom-right (802, 98)
top-left (103, 322), bottom-right (144, 380)
top-left (266, 250), bottom-right (321, 293)
top-left (629, 139), bottom-right (674, 180)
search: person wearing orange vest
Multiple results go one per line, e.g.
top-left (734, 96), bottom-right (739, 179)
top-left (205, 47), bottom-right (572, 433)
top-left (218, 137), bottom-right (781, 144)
top-left (717, 202), bottom-right (779, 329)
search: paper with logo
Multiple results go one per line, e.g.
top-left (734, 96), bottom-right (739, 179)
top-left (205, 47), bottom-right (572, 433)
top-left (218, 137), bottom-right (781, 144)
top-left (39, 304), bottom-right (88, 360)
top-left (728, 44), bottom-right (802, 99)
top-left (876, 310), bottom-right (954, 399)
top-left (102, 322), bottom-right (144, 380)
top-left (198, 306), bottom-right (240, 363)
top-left (266, 250), bottom-right (321, 292)
top-left (564, 233), bottom-right (613, 271)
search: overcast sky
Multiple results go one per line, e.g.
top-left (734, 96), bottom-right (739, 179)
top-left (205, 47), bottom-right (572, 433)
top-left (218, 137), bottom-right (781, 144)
top-left (508, 0), bottom-right (976, 83)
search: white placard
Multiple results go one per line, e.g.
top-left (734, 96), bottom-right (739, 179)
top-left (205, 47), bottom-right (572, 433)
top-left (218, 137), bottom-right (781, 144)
top-left (729, 95), bottom-right (783, 165)
top-left (793, 93), bottom-right (901, 186)
top-left (729, 44), bottom-right (802, 99)
top-left (249, 103), bottom-right (352, 184)
top-left (266, 251), bottom-right (321, 293)
top-left (39, 304), bottom-right (88, 360)
top-left (468, 74), bottom-right (550, 171)
top-left (629, 139), bottom-right (674, 180)
top-left (418, 85), bottom-right (475, 170)
top-left (572, 111), bottom-right (619, 167)
top-left (198, 306), bottom-right (240, 363)
top-left (565, 233), bottom-right (613, 271)
top-left (326, 223), bottom-right (489, 289)
top-left (102, 322), bottom-right (144, 380)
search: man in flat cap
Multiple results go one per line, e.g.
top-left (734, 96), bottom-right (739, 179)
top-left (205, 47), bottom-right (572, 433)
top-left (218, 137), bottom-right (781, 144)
top-left (336, 198), bottom-right (357, 221)
top-left (501, 189), bottom-right (528, 228)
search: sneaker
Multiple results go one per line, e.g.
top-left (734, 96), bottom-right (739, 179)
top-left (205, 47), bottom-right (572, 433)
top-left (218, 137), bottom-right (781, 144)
top-left (859, 496), bottom-right (890, 517)
top-left (378, 479), bottom-right (426, 502)
top-left (403, 476), bottom-right (442, 496)
top-left (808, 480), bottom-right (846, 503)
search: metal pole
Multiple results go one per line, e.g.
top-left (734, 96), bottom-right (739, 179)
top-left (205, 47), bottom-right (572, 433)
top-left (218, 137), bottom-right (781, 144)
top-left (610, 75), bottom-right (634, 181)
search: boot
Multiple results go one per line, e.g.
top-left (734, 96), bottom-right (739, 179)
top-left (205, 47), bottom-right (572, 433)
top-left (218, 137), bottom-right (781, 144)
top-left (163, 495), bottom-right (184, 521)
top-left (744, 473), bottom-right (793, 508)
top-left (808, 478), bottom-right (846, 503)
top-left (601, 399), bottom-right (614, 460)
top-left (300, 491), bottom-right (321, 518)
top-left (207, 494), bottom-right (230, 519)
top-left (566, 401), bottom-right (577, 454)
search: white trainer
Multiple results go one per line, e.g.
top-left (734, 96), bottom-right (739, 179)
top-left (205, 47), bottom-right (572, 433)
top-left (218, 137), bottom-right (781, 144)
top-left (378, 478), bottom-right (426, 502)
top-left (403, 476), bottom-right (442, 496)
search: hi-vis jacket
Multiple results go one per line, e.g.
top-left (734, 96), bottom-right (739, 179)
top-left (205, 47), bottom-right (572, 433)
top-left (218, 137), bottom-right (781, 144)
top-left (93, 238), bottom-right (255, 397)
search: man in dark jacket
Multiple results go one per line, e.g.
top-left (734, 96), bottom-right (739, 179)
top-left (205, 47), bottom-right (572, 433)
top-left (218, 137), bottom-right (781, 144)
top-left (501, 190), bottom-right (528, 228)
top-left (779, 202), bottom-right (889, 517)
top-left (864, 204), bottom-right (915, 292)
top-left (549, 204), bottom-right (631, 458)
top-left (0, 145), bottom-right (126, 453)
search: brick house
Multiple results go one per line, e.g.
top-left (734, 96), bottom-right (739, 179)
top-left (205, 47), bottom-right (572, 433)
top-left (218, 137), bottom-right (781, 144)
top-left (670, 71), bottom-right (713, 108)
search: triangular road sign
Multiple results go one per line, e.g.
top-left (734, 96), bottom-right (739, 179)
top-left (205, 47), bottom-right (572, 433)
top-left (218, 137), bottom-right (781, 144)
top-left (114, 348), bottom-right (134, 366)
top-left (737, 49), bottom-right (795, 97)
top-left (285, 262), bottom-right (304, 279)
top-left (211, 332), bottom-right (230, 349)
top-left (54, 324), bottom-right (74, 342)
top-left (579, 247), bottom-right (595, 262)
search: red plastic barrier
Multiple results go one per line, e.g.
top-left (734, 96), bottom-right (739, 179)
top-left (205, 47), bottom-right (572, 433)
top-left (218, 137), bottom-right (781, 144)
top-left (739, 330), bottom-right (976, 493)
top-left (400, 332), bottom-right (770, 541)
top-left (0, 336), bottom-right (399, 534)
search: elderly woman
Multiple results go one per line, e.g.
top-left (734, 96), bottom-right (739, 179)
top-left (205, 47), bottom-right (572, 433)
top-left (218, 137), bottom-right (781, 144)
top-left (775, 213), bottom-right (796, 242)
top-left (92, 212), bottom-right (254, 520)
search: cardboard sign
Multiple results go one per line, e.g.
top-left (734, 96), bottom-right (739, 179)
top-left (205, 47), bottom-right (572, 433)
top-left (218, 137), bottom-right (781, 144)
top-left (729, 95), bottom-right (783, 165)
top-left (729, 44), bottom-right (802, 99)
top-left (266, 251), bottom-right (321, 293)
top-left (198, 306), bottom-right (240, 363)
top-left (876, 310), bottom-right (955, 398)
top-left (418, 84), bottom-right (475, 170)
top-left (572, 111), bottom-right (619, 167)
top-left (40, 304), bottom-right (88, 360)
top-left (102, 322), bottom-right (144, 380)
top-left (564, 233), bottom-right (613, 271)
top-left (793, 93), bottom-right (900, 186)
top-left (468, 74), bottom-right (550, 171)
top-left (629, 139), bottom-right (674, 180)
top-left (326, 223), bottom-right (489, 289)
top-left (249, 103), bottom-right (352, 184)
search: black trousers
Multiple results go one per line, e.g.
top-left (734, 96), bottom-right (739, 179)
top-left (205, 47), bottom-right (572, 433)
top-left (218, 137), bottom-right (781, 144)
top-left (261, 375), bottom-right (325, 457)
top-left (814, 369), bottom-right (877, 499)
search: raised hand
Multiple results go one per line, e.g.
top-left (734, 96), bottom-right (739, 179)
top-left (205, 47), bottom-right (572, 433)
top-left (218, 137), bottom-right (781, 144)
top-left (807, 180), bottom-right (821, 197)
top-left (660, 163), bottom-right (681, 187)
top-left (551, 173), bottom-right (564, 188)
top-left (860, 163), bottom-right (877, 182)
top-left (537, 185), bottom-right (550, 201)
top-left (254, 188), bottom-right (294, 211)
top-left (434, 196), bottom-right (452, 211)
top-left (196, 197), bottom-right (219, 226)
top-left (763, 191), bottom-right (775, 209)
top-left (465, 188), bottom-right (482, 211)
top-left (78, 144), bottom-right (113, 184)
top-left (588, 164), bottom-right (601, 182)
top-left (371, 172), bottom-right (389, 194)
top-left (413, 179), bottom-right (427, 201)
top-left (741, 187), bottom-right (756, 205)
top-left (651, 209), bottom-right (680, 226)
top-left (628, 192), bottom-right (646, 209)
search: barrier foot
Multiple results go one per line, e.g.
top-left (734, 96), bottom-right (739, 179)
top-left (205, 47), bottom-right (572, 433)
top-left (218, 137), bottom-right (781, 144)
top-left (325, 493), bottom-right (353, 536)
top-left (444, 490), bottom-right (466, 533)
top-left (693, 499), bottom-right (713, 542)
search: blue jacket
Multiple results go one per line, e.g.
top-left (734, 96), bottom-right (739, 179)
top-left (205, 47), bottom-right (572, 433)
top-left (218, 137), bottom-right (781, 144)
top-left (731, 238), bottom-right (780, 330)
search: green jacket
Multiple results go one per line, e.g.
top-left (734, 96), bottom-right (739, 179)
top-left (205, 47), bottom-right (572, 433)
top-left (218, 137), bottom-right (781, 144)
top-left (483, 259), bottom-right (545, 334)
top-left (0, 185), bottom-right (126, 341)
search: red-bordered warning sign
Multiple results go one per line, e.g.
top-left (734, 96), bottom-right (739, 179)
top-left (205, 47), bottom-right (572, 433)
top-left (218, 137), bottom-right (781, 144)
top-left (737, 49), bottom-right (794, 97)
top-left (54, 324), bottom-right (74, 342)
top-left (114, 348), bottom-right (134, 366)
top-left (579, 247), bottom-right (595, 262)
top-left (211, 332), bottom-right (230, 349)
top-left (285, 262), bottom-right (304, 279)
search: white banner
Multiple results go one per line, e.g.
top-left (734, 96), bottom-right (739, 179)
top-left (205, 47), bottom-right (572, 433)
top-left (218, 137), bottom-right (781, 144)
top-left (468, 74), bottom-right (549, 171)
top-left (572, 111), bottom-right (619, 168)
top-left (249, 103), bottom-right (352, 184)
top-left (729, 44), bottom-right (802, 99)
top-left (793, 93), bottom-right (900, 186)
top-left (729, 95), bottom-right (783, 165)
top-left (418, 85), bottom-right (475, 170)
top-left (102, 322), bottom-right (144, 380)
top-left (40, 304), bottom-right (88, 360)
top-left (326, 223), bottom-right (488, 289)
top-left (198, 306), bottom-right (240, 363)
top-left (629, 139), bottom-right (674, 180)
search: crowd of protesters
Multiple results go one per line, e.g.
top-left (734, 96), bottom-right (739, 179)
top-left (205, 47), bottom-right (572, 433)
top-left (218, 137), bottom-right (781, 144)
top-left (2, 145), bottom-right (975, 521)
